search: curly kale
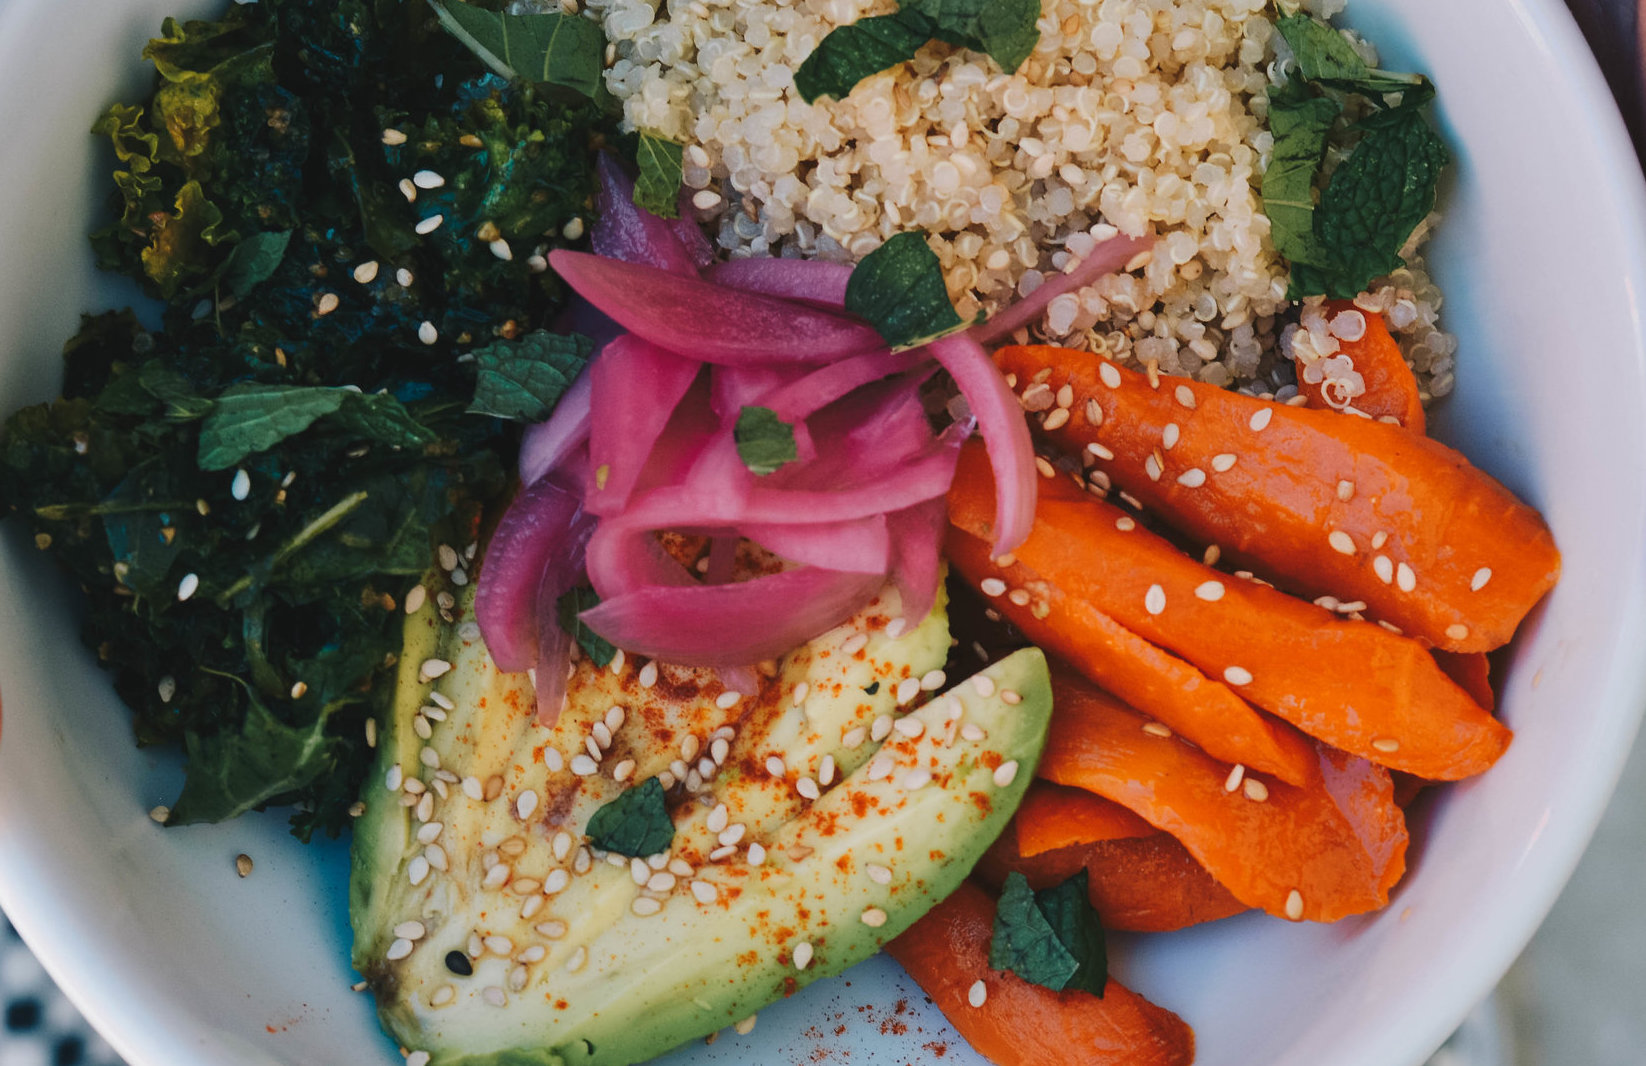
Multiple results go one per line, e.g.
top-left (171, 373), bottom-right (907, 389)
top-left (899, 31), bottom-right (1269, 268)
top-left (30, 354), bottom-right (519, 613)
top-left (0, 0), bottom-right (614, 840)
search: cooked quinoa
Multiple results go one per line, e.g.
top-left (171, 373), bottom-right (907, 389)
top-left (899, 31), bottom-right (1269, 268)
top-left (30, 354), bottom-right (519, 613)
top-left (554, 0), bottom-right (1458, 402)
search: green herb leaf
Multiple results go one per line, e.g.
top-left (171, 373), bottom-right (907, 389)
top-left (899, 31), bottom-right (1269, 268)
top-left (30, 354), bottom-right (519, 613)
top-left (844, 230), bottom-right (965, 349)
top-left (794, 12), bottom-right (933, 103)
top-left (585, 777), bottom-right (676, 857)
top-left (469, 330), bottom-right (593, 423)
top-left (197, 384), bottom-right (347, 471)
top-left (219, 229), bottom-right (292, 299)
top-left (1276, 14), bottom-right (1430, 102)
top-left (1259, 75), bottom-right (1341, 267)
top-left (1301, 105), bottom-right (1449, 298)
top-left (169, 686), bottom-right (341, 825)
top-left (972, 0), bottom-right (1041, 72)
top-left (634, 131), bottom-right (685, 218)
top-left (330, 393), bottom-right (439, 451)
top-left (427, 1), bottom-right (605, 97)
top-left (733, 406), bottom-right (799, 475)
top-left (989, 871), bottom-right (1109, 994)
top-left (557, 586), bottom-right (617, 667)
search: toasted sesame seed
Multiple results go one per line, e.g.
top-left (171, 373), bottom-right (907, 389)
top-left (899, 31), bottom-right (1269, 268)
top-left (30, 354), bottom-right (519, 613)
top-left (1328, 530), bottom-right (1357, 555)
top-left (1145, 584), bottom-right (1166, 615)
top-left (418, 321), bottom-right (438, 345)
top-left (1177, 467), bottom-right (1207, 488)
top-left (993, 761), bottom-right (1019, 787)
top-left (1397, 562), bottom-right (1417, 593)
top-left (734, 1015), bottom-right (758, 1035)
top-left (1471, 568), bottom-right (1493, 591)
top-left (1042, 406), bottom-right (1072, 431)
top-left (148, 805), bottom-right (171, 824)
top-left (680, 734), bottom-right (700, 762)
top-left (793, 942), bottom-right (815, 970)
top-left (316, 292), bottom-right (341, 317)
top-left (1099, 362), bottom-right (1122, 389)
top-left (1285, 890), bottom-right (1305, 921)
top-left (1142, 721), bottom-right (1173, 738)
top-left (570, 754), bottom-right (598, 776)
top-left (1085, 398), bottom-right (1103, 425)
top-left (381, 128), bottom-right (407, 145)
top-left (352, 260), bottom-right (379, 284)
top-left (968, 980), bottom-right (988, 1008)
top-left (1223, 666), bottom-right (1253, 686)
top-left (895, 716), bottom-right (926, 738)
top-left (1371, 737), bottom-right (1401, 754)
top-left (1243, 778), bottom-right (1269, 802)
top-left (398, 179), bottom-right (417, 202)
top-left (1445, 624), bottom-right (1470, 641)
top-left (1224, 764), bottom-right (1246, 793)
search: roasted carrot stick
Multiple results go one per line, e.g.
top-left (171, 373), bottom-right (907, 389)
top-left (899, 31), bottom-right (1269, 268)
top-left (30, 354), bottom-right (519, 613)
top-left (949, 441), bottom-right (1510, 780)
top-left (1294, 300), bottom-right (1426, 432)
top-left (1039, 668), bottom-right (1408, 922)
top-left (1015, 780), bottom-right (1159, 856)
top-left (1434, 650), bottom-right (1495, 711)
top-left (947, 521), bottom-right (1313, 785)
top-left (996, 345), bottom-right (1560, 653)
top-left (976, 825), bottom-right (1248, 933)
top-left (887, 882), bottom-right (1196, 1066)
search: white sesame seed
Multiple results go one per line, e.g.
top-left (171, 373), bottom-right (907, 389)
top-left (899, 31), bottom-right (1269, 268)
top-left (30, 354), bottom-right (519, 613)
top-left (1337, 480), bottom-right (1355, 502)
top-left (1177, 468), bottom-right (1207, 488)
top-left (894, 716), bottom-right (926, 739)
top-left (408, 1052), bottom-right (431, 1066)
top-left (1223, 666), bottom-right (1254, 686)
top-left (1371, 737), bottom-right (1401, 753)
top-left (544, 868), bottom-right (570, 894)
top-left (1099, 362), bottom-right (1122, 389)
top-left (1115, 515), bottom-right (1136, 532)
top-left (386, 937), bottom-right (415, 961)
top-left (1471, 568), bottom-right (1493, 591)
top-left (353, 260), bottom-right (379, 284)
top-left (229, 468), bottom-right (253, 502)
top-left (396, 267), bottom-right (414, 287)
top-left (412, 170), bottom-right (445, 190)
top-left (992, 761), bottom-right (1019, 787)
top-left (398, 179), bottom-right (417, 202)
top-left (1224, 764), bottom-right (1246, 793)
top-left (1397, 562), bottom-right (1417, 593)
top-left (386, 765), bottom-right (404, 791)
top-left (867, 863), bottom-right (893, 885)
top-left (1212, 453), bottom-right (1238, 473)
top-left (901, 768), bottom-right (932, 791)
top-left (483, 987), bottom-right (507, 1008)
top-left (691, 880), bottom-right (719, 903)
top-left (1285, 890), bottom-right (1305, 921)
top-left (316, 292), bottom-right (340, 316)
top-left (516, 791), bottom-right (538, 821)
top-left (1328, 530), bottom-right (1357, 556)
top-left (766, 755), bottom-right (787, 778)
top-left (1042, 407), bottom-right (1071, 431)
top-left (961, 723), bottom-right (987, 741)
top-left (415, 214), bottom-right (444, 235)
top-left (566, 946), bottom-right (588, 973)
top-left (841, 632), bottom-right (870, 655)
top-left (631, 897), bottom-right (664, 917)
top-left (842, 727), bottom-right (867, 749)
top-left (797, 777), bottom-right (821, 800)
top-left (417, 821), bottom-right (443, 845)
top-left (871, 714), bottom-right (894, 741)
top-left (968, 980), bottom-right (988, 1008)
top-left (420, 747), bottom-right (441, 769)
top-left (1249, 408), bottom-right (1273, 431)
top-left (819, 755), bottom-right (837, 787)
top-left (570, 754), bottom-right (598, 776)
top-left (418, 321), bottom-right (438, 345)
top-left (483, 864), bottom-right (511, 890)
top-left (1373, 555), bottom-right (1395, 584)
top-left (420, 658), bottom-right (452, 681)
top-left (1144, 453), bottom-right (1163, 481)
top-left (408, 856), bottom-right (430, 886)
top-left (1193, 580), bottom-right (1226, 603)
top-left (979, 577), bottom-right (1008, 597)
top-left (177, 573), bottom-right (200, 601)
top-left (1000, 689), bottom-right (1021, 705)
top-left (716, 690), bottom-right (741, 710)
top-left (920, 669), bottom-right (947, 691)
top-left (747, 843), bottom-right (767, 865)
top-left (1446, 624), bottom-right (1470, 641)
top-left (1142, 721), bottom-right (1173, 738)
top-left (861, 907), bottom-right (888, 928)
top-left (734, 1015), bottom-right (758, 1035)
top-left (483, 935), bottom-right (513, 956)
top-left (866, 754), bottom-right (894, 781)
top-left (381, 128), bottom-right (407, 145)
top-left (718, 823), bottom-right (747, 846)
top-left (1145, 584), bottom-right (1166, 615)
top-left (893, 677), bottom-right (920, 704)
top-left (711, 738), bottom-right (730, 765)
top-left (1174, 384), bottom-right (1197, 408)
top-left (638, 660), bottom-right (659, 688)
top-left (402, 777), bottom-right (425, 795)
top-left (647, 871), bottom-right (677, 893)
top-left (1372, 531), bottom-right (1389, 550)
top-left (1243, 778), bottom-right (1270, 802)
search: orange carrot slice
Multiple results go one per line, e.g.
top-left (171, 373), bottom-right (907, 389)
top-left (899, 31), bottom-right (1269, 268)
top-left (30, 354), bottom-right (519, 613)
top-left (950, 442), bottom-right (1510, 780)
top-left (887, 882), bottom-right (1196, 1066)
top-left (1039, 668), bottom-right (1409, 922)
top-left (996, 344), bottom-right (1560, 653)
top-left (1434, 650), bottom-right (1495, 711)
top-left (1015, 780), bottom-right (1159, 856)
top-left (1295, 300), bottom-right (1426, 432)
top-left (976, 825), bottom-right (1248, 934)
top-left (947, 522), bottom-right (1314, 786)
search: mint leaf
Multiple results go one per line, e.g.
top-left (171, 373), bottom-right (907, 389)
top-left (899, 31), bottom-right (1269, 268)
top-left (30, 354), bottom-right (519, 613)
top-left (428, 0), bottom-right (604, 98)
top-left (794, 12), bottom-right (932, 103)
top-left (989, 871), bottom-right (1108, 994)
top-left (197, 384), bottom-right (346, 470)
top-left (219, 229), bottom-right (291, 299)
top-left (330, 393), bottom-right (438, 451)
top-left (844, 231), bottom-right (964, 349)
top-left (973, 0), bottom-right (1040, 72)
top-left (557, 586), bottom-right (617, 668)
top-left (1260, 76), bottom-right (1341, 267)
top-left (634, 131), bottom-right (685, 219)
top-left (585, 777), bottom-right (675, 857)
top-left (1304, 106), bottom-right (1449, 298)
top-left (990, 872), bottom-right (1080, 990)
top-left (469, 331), bottom-right (593, 422)
top-left (1276, 14), bottom-right (1430, 102)
top-left (734, 406), bottom-right (799, 475)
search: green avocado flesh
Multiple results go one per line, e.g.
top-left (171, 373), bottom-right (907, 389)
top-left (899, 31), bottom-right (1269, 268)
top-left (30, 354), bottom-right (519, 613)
top-left (351, 575), bottom-right (1053, 1066)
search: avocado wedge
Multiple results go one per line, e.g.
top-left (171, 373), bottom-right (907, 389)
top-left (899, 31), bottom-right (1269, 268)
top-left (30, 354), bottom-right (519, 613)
top-left (351, 574), bottom-right (1053, 1066)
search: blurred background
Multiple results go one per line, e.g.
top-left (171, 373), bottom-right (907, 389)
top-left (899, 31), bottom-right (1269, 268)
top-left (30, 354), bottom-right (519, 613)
top-left (2, 1), bottom-right (1644, 1065)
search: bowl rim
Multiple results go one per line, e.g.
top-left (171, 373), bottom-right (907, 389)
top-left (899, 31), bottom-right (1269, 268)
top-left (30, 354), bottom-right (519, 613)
top-left (3, 1), bottom-right (1646, 1065)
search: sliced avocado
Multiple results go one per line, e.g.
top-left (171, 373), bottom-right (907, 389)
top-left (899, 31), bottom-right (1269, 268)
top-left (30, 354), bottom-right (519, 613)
top-left (353, 571), bottom-right (1052, 1065)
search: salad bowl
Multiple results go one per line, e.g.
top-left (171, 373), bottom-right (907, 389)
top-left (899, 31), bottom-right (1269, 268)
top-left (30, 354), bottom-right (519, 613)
top-left (2, 0), bottom-right (1646, 1064)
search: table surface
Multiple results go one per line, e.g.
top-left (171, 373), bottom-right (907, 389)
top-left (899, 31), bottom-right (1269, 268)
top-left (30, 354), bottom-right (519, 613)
top-left (3, 2), bottom-right (1645, 1066)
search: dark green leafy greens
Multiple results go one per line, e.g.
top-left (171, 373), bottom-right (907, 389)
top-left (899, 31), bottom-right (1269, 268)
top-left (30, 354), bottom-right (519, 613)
top-left (989, 871), bottom-right (1108, 995)
top-left (1, 0), bottom-right (616, 840)
top-left (1261, 14), bottom-right (1448, 299)
top-left (585, 778), bottom-right (676, 857)
top-left (557, 586), bottom-right (617, 667)
top-left (634, 131), bottom-right (685, 219)
top-left (794, 0), bottom-right (1040, 103)
top-left (427, 0), bottom-right (605, 98)
top-left (733, 406), bottom-right (799, 476)
top-left (844, 231), bottom-right (966, 349)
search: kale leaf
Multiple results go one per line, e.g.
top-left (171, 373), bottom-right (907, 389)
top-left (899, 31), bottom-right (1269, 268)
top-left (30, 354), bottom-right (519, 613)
top-left (634, 131), bottom-right (685, 219)
top-left (427, 0), bottom-right (605, 98)
top-left (585, 777), bottom-right (676, 857)
top-left (844, 230), bottom-right (966, 349)
top-left (733, 406), bottom-right (799, 476)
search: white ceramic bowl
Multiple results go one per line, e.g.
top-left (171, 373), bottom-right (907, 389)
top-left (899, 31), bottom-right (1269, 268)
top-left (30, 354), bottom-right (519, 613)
top-left (3, 1), bottom-right (1645, 1064)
